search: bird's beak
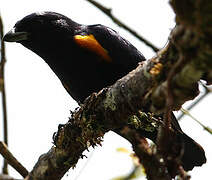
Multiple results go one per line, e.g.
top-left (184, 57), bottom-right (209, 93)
top-left (3, 27), bottom-right (29, 42)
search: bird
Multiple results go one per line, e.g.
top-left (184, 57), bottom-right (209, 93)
top-left (3, 11), bottom-right (206, 171)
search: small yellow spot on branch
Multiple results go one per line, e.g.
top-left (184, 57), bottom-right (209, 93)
top-left (150, 63), bottom-right (163, 75)
top-left (116, 147), bottom-right (130, 153)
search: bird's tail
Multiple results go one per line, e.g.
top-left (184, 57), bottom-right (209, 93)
top-left (115, 113), bottom-right (206, 171)
top-left (180, 132), bottom-right (206, 171)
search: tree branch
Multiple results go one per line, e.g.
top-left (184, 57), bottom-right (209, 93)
top-left (0, 14), bottom-right (9, 175)
top-left (0, 174), bottom-right (22, 180)
top-left (0, 142), bottom-right (28, 178)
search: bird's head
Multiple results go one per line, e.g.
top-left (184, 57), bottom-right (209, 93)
top-left (4, 12), bottom-right (78, 44)
top-left (3, 11), bottom-right (79, 55)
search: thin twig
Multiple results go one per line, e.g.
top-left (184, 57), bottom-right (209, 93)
top-left (73, 149), bottom-right (95, 180)
top-left (85, 0), bottom-right (159, 52)
top-left (0, 14), bottom-right (9, 175)
top-left (0, 142), bottom-right (28, 178)
top-left (158, 55), bottom-right (185, 144)
top-left (177, 82), bottom-right (211, 120)
top-left (181, 108), bottom-right (212, 135)
top-left (157, 54), bottom-right (188, 178)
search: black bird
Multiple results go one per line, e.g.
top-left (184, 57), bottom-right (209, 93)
top-left (4, 12), bottom-right (144, 102)
top-left (3, 12), bottom-right (206, 171)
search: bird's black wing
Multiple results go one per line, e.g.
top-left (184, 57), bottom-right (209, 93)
top-left (87, 24), bottom-right (145, 66)
top-left (74, 24), bottom-right (145, 68)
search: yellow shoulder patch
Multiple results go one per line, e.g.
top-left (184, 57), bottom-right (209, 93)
top-left (74, 34), bottom-right (112, 62)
